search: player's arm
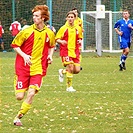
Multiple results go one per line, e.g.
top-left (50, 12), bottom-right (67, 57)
top-left (14, 47), bottom-right (32, 66)
top-left (47, 47), bottom-right (54, 64)
top-left (56, 39), bottom-right (67, 45)
top-left (128, 23), bottom-right (133, 30)
top-left (55, 26), bottom-right (67, 45)
top-left (114, 21), bottom-right (123, 36)
top-left (11, 30), bottom-right (32, 66)
top-left (114, 28), bottom-right (123, 36)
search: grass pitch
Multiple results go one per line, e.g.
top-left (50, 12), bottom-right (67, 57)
top-left (0, 52), bottom-right (132, 133)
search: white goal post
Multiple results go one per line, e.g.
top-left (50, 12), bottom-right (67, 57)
top-left (81, 11), bottom-right (122, 53)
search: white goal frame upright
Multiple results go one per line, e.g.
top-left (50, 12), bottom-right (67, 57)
top-left (81, 11), bottom-right (122, 53)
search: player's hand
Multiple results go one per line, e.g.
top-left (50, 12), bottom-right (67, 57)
top-left (128, 23), bottom-right (133, 29)
top-left (23, 54), bottom-right (32, 66)
top-left (47, 55), bottom-right (53, 64)
top-left (118, 31), bottom-right (123, 36)
top-left (77, 39), bottom-right (82, 44)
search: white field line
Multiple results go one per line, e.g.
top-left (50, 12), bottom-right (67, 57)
top-left (0, 84), bottom-right (132, 94)
top-left (0, 90), bottom-right (132, 94)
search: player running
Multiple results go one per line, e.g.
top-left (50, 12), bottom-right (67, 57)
top-left (11, 5), bottom-right (55, 126)
top-left (114, 9), bottom-right (133, 71)
top-left (56, 11), bottom-right (83, 92)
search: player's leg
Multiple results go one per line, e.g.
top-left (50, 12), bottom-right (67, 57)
top-left (0, 38), bottom-right (6, 52)
top-left (1, 42), bottom-right (5, 51)
top-left (66, 63), bottom-right (76, 92)
top-left (66, 57), bottom-right (80, 91)
top-left (122, 43), bottom-right (131, 70)
top-left (119, 47), bottom-right (129, 70)
top-left (58, 56), bottom-right (72, 82)
top-left (73, 56), bottom-right (81, 74)
top-left (14, 75), bottom-right (43, 126)
top-left (13, 75), bottom-right (28, 126)
top-left (119, 42), bottom-right (129, 71)
top-left (58, 56), bottom-right (76, 92)
top-left (58, 68), bottom-right (66, 82)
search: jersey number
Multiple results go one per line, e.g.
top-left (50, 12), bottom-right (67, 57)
top-left (65, 56), bottom-right (70, 62)
top-left (17, 81), bottom-right (23, 89)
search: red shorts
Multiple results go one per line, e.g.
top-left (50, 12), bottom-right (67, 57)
top-left (14, 74), bottom-right (43, 94)
top-left (61, 56), bottom-right (80, 67)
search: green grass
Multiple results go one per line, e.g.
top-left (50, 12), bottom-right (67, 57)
top-left (0, 52), bottom-right (132, 133)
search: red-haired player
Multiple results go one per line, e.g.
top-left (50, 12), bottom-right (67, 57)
top-left (11, 5), bottom-right (55, 126)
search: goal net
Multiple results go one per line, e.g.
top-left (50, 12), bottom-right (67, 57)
top-left (81, 11), bottom-right (122, 53)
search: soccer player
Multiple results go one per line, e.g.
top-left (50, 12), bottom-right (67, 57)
top-left (46, 21), bottom-right (56, 34)
top-left (56, 11), bottom-right (83, 92)
top-left (114, 9), bottom-right (133, 71)
top-left (0, 21), bottom-right (6, 52)
top-left (11, 5), bottom-right (55, 126)
top-left (9, 19), bottom-right (21, 38)
top-left (72, 7), bottom-right (83, 32)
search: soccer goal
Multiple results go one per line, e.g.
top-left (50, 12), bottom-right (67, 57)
top-left (81, 11), bottom-right (122, 53)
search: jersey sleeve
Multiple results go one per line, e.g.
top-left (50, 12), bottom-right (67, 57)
top-left (114, 20), bottom-right (120, 29)
top-left (11, 30), bottom-right (26, 48)
top-left (55, 26), bottom-right (65, 40)
top-left (2, 27), bottom-right (4, 33)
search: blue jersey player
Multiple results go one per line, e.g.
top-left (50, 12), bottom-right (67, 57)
top-left (114, 10), bottom-right (133, 71)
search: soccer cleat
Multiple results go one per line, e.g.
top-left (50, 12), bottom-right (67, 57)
top-left (119, 64), bottom-right (123, 71)
top-left (66, 86), bottom-right (76, 92)
top-left (58, 69), bottom-right (64, 82)
top-left (13, 117), bottom-right (22, 126)
top-left (122, 62), bottom-right (126, 70)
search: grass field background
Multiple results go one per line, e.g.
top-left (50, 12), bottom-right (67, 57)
top-left (0, 52), bottom-right (132, 133)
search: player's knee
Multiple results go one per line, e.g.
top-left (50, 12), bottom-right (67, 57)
top-left (73, 66), bottom-right (81, 74)
top-left (73, 69), bottom-right (80, 74)
top-left (16, 93), bottom-right (25, 100)
top-left (74, 70), bottom-right (80, 74)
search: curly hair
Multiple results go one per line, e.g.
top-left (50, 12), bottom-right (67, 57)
top-left (32, 5), bottom-right (50, 22)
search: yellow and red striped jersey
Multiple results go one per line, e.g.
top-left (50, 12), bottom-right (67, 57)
top-left (11, 24), bottom-right (55, 76)
top-left (56, 22), bottom-right (83, 58)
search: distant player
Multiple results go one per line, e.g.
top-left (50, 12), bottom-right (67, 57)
top-left (114, 9), bottom-right (133, 71)
top-left (72, 8), bottom-right (84, 70)
top-left (72, 7), bottom-right (84, 32)
top-left (11, 5), bottom-right (55, 126)
top-left (46, 21), bottom-right (56, 34)
top-left (56, 11), bottom-right (83, 92)
top-left (0, 21), bottom-right (6, 52)
top-left (9, 20), bottom-right (21, 37)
